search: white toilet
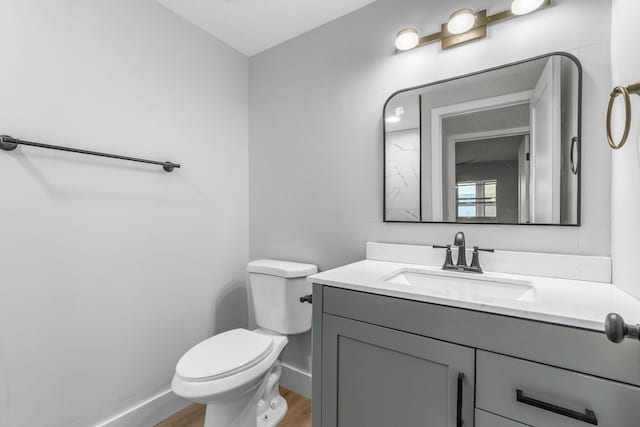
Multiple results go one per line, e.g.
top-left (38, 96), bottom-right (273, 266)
top-left (171, 259), bottom-right (317, 427)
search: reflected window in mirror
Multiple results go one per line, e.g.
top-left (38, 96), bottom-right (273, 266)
top-left (456, 180), bottom-right (497, 222)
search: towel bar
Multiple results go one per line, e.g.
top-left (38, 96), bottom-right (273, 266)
top-left (0, 135), bottom-right (180, 172)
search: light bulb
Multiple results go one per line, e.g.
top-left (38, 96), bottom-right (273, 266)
top-left (511, 0), bottom-right (545, 15)
top-left (447, 8), bottom-right (476, 35)
top-left (395, 28), bottom-right (419, 51)
top-left (386, 116), bottom-right (401, 123)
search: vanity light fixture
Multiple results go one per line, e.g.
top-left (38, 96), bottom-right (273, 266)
top-left (447, 8), bottom-right (476, 35)
top-left (511, 0), bottom-right (546, 15)
top-left (395, 28), bottom-right (420, 51)
top-left (395, 0), bottom-right (550, 52)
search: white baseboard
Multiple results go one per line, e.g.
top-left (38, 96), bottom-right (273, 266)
top-left (94, 388), bottom-right (189, 427)
top-left (93, 366), bottom-right (309, 427)
top-left (280, 363), bottom-right (312, 399)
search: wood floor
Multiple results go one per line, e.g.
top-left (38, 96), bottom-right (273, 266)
top-left (155, 387), bottom-right (311, 427)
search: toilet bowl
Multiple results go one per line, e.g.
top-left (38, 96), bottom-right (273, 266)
top-left (171, 259), bottom-right (317, 427)
top-left (172, 329), bottom-right (289, 427)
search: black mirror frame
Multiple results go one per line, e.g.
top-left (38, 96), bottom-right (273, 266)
top-left (382, 51), bottom-right (582, 226)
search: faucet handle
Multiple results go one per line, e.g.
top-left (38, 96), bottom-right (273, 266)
top-left (433, 244), bottom-right (452, 249)
top-left (469, 246), bottom-right (494, 273)
top-left (433, 245), bottom-right (454, 269)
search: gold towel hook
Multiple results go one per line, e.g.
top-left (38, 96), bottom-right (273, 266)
top-left (607, 82), bottom-right (640, 150)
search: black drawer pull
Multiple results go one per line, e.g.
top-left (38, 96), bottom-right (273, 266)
top-left (456, 373), bottom-right (464, 427)
top-left (516, 389), bottom-right (598, 425)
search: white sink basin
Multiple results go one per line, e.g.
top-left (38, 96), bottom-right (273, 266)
top-left (385, 268), bottom-right (536, 304)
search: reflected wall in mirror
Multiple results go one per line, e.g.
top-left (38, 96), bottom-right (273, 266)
top-left (384, 53), bottom-right (581, 225)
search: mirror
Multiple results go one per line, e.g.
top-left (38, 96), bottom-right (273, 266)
top-left (384, 53), bottom-right (581, 225)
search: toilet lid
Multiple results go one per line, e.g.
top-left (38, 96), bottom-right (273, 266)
top-left (176, 329), bottom-right (274, 381)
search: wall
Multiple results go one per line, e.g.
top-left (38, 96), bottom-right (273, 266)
top-left (610, 0), bottom-right (640, 300)
top-left (249, 0), bottom-right (612, 378)
top-left (0, 1), bottom-right (248, 426)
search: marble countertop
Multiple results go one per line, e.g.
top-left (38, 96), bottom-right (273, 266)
top-left (308, 259), bottom-right (640, 332)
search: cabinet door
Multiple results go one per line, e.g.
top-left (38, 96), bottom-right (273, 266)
top-left (321, 314), bottom-right (474, 427)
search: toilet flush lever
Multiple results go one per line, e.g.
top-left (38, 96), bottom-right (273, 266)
top-left (300, 295), bottom-right (313, 304)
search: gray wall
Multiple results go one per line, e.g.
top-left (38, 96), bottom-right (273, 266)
top-left (611, 0), bottom-right (640, 300)
top-left (0, 1), bottom-right (249, 426)
top-left (249, 0), bottom-right (612, 374)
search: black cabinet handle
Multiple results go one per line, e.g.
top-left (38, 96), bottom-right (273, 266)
top-left (299, 295), bottom-right (312, 304)
top-left (456, 373), bottom-right (464, 427)
top-left (516, 389), bottom-right (598, 425)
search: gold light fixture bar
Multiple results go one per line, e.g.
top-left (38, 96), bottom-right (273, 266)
top-left (395, 0), bottom-right (551, 53)
top-left (441, 9), bottom-right (488, 50)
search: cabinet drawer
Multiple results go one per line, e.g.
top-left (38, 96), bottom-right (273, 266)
top-left (477, 351), bottom-right (640, 427)
top-left (475, 409), bottom-right (528, 427)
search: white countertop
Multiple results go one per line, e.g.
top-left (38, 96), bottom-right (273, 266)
top-left (308, 259), bottom-right (640, 332)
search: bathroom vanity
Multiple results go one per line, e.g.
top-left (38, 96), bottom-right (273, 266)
top-left (309, 243), bottom-right (640, 427)
top-left (310, 49), bottom-right (640, 426)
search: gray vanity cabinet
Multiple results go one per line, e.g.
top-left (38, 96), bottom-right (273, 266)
top-left (320, 314), bottom-right (475, 427)
top-left (312, 285), bottom-right (640, 427)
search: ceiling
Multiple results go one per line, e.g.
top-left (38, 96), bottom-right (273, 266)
top-left (155, 0), bottom-right (377, 56)
top-left (456, 135), bottom-right (524, 164)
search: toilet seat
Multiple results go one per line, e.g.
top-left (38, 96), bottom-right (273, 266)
top-left (176, 329), bottom-right (274, 382)
top-left (172, 329), bottom-right (288, 402)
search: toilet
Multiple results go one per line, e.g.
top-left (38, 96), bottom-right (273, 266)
top-left (171, 259), bottom-right (317, 427)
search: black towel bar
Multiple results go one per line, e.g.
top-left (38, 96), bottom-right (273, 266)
top-left (0, 135), bottom-right (180, 172)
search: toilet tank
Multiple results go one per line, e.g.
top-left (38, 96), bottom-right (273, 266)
top-left (247, 259), bottom-right (318, 335)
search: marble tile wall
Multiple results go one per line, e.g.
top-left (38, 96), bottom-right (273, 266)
top-left (385, 129), bottom-right (420, 221)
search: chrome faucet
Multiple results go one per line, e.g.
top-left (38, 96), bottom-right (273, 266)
top-left (433, 232), bottom-right (494, 273)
